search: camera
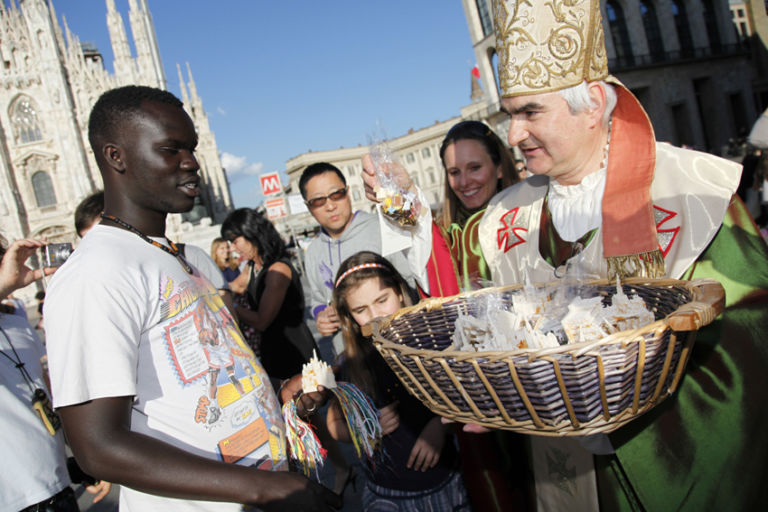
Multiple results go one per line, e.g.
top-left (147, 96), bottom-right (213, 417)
top-left (43, 242), bottom-right (73, 268)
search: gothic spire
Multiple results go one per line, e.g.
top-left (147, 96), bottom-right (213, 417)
top-left (128, 0), bottom-right (165, 88)
top-left (177, 63), bottom-right (190, 107)
top-left (186, 61), bottom-right (200, 105)
top-left (105, 0), bottom-right (135, 84)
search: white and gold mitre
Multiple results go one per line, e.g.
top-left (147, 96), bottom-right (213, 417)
top-left (492, 0), bottom-right (609, 97)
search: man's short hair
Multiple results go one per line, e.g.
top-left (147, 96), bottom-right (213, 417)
top-left (298, 162), bottom-right (346, 199)
top-left (557, 80), bottom-right (617, 127)
top-left (88, 85), bottom-right (183, 153)
top-left (74, 190), bottom-right (105, 236)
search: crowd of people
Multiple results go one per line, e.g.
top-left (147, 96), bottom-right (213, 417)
top-left (3, 1), bottom-right (768, 511)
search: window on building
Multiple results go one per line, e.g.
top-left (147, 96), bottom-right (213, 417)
top-left (406, 153), bottom-right (415, 164)
top-left (739, 22), bottom-right (748, 39)
top-left (421, 147), bottom-right (431, 158)
top-left (353, 188), bottom-right (361, 201)
top-left (427, 168), bottom-right (436, 185)
top-left (640, 1), bottom-right (664, 60)
top-left (670, 0), bottom-right (694, 56)
top-left (670, 102), bottom-right (693, 148)
top-left (31, 171), bottom-right (56, 207)
top-left (475, 0), bottom-right (493, 37)
top-left (738, 9), bottom-right (745, 17)
top-left (730, 92), bottom-right (748, 135)
top-left (10, 95), bottom-right (43, 144)
top-left (701, 0), bottom-right (722, 51)
top-left (606, 1), bottom-right (634, 67)
top-left (181, 196), bottom-right (208, 225)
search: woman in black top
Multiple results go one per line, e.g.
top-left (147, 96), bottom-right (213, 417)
top-left (222, 208), bottom-right (353, 495)
top-left (221, 208), bottom-right (317, 379)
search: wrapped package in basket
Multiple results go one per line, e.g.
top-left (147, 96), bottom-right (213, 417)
top-left (364, 277), bottom-right (724, 436)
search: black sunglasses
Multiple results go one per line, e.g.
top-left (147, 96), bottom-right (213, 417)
top-left (305, 187), bottom-right (348, 208)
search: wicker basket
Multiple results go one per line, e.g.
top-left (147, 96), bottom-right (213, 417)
top-left (364, 278), bottom-right (724, 436)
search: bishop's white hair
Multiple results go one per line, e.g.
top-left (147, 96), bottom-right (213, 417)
top-left (557, 81), bottom-right (617, 127)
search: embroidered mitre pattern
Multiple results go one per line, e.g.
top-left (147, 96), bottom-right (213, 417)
top-left (492, 0), bottom-right (608, 97)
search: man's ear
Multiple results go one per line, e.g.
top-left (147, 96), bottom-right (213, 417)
top-left (102, 143), bottom-right (126, 173)
top-left (586, 81), bottom-right (607, 129)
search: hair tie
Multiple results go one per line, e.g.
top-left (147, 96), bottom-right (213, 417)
top-left (335, 263), bottom-right (387, 288)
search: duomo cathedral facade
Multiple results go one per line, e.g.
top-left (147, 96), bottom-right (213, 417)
top-left (0, 0), bottom-right (232, 256)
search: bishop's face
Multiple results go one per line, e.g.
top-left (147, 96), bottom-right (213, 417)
top-left (502, 91), bottom-right (603, 186)
top-left (116, 100), bottom-right (201, 220)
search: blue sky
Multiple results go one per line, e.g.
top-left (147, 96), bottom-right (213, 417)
top-left (57, 1), bottom-right (477, 208)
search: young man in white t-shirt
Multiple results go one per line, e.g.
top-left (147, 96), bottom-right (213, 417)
top-left (44, 85), bottom-right (340, 511)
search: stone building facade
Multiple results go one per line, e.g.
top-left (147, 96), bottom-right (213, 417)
top-left (0, 0), bottom-right (231, 268)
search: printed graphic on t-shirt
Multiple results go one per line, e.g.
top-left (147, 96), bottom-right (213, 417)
top-left (159, 272), bottom-right (286, 469)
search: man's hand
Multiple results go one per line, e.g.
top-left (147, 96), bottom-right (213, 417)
top-left (58, 396), bottom-right (341, 509)
top-left (84, 480), bottom-right (112, 503)
top-left (378, 402), bottom-right (400, 436)
top-left (360, 154), bottom-right (414, 203)
top-left (259, 471), bottom-right (342, 511)
top-left (407, 417), bottom-right (446, 472)
top-left (315, 306), bottom-right (340, 337)
top-left (0, 239), bottom-right (55, 297)
top-left (279, 374), bottom-right (330, 419)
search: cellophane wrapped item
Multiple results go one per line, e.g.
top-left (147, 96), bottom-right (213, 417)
top-left (451, 277), bottom-right (654, 352)
top-left (369, 141), bottom-right (421, 226)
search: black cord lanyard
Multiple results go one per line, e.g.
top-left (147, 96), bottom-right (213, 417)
top-left (0, 320), bottom-right (61, 434)
top-left (100, 213), bottom-right (193, 274)
top-left (0, 323), bottom-right (38, 394)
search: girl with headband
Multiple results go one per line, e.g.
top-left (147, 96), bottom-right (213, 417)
top-left (328, 251), bottom-right (468, 510)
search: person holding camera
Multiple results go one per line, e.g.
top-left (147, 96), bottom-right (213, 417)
top-left (0, 236), bottom-right (111, 511)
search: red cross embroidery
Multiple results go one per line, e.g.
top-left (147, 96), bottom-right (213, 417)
top-left (654, 205), bottom-right (680, 258)
top-left (497, 207), bottom-right (527, 253)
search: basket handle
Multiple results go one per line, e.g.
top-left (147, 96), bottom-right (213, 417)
top-left (665, 279), bottom-right (725, 331)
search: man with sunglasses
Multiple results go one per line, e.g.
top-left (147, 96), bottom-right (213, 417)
top-left (299, 162), bottom-right (428, 357)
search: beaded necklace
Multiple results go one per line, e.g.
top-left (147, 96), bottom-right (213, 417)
top-left (100, 213), bottom-right (194, 274)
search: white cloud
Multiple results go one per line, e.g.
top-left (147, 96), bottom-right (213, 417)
top-left (216, 106), bottom-right (227, 116)
top-left (221, 152), bottom-right (263, 176)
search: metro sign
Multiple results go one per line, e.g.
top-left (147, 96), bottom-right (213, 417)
top-left (259, 172), bottom-right (282, 196)
top-left (265, 198), bottom-right (288, 220)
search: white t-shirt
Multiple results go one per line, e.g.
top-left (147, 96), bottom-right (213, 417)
top-left (45, 225), bottom-right (287, 512)
top-left (183, 244), bottom-right (229, 291)
top-left (0, 313), bottom-right (70, 510)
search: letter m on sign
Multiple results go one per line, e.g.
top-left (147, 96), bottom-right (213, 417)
top-left (259, 172), bottom-right (282, 196)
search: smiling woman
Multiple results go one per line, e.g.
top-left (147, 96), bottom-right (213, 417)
top-left (433, 120), bottom-right (519, 291)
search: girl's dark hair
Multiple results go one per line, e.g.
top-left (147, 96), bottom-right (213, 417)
top-left (332, 251), bottom-right (414, 400)
top-left (220, 208), bottom-right (286, 268)
top-left (438, 120), bottom-right (519, 227)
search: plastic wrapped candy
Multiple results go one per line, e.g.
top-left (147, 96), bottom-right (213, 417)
top-left (369, 141), bottom-right (421, 226)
